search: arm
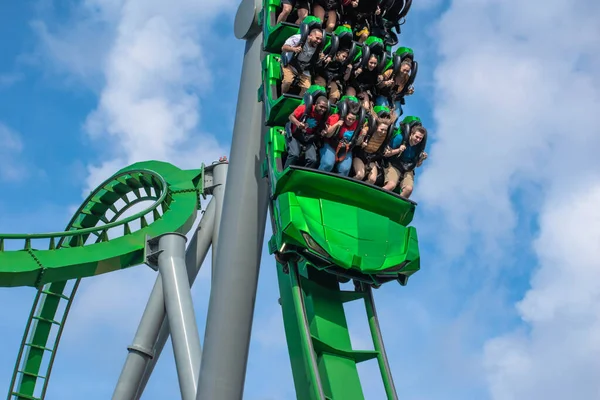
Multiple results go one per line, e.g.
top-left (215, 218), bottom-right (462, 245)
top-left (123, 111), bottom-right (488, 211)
top-left (325, 120), bottom-right (343, 137)
top-left (356, 124), bottom-right (369, 147)
top-left (289, 105), bottom-right (307, 130)
top-left (282, 35), bottom-right (301, 53)
top-left (343, 64), bottom-right (352, 81)
top-left (416, 151), bottom-right (428, 167)
top-left (376, 70), bottom-right (393, 89)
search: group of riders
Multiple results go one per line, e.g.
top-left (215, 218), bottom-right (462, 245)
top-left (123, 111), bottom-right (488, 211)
top-left (277, 0), bottom-right (428, 199)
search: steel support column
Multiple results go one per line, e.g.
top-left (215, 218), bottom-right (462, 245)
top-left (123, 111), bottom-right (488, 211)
top-left (196, 0), bottom-right (269, 397)
top-left (156, 233), bottom-right (202, 400)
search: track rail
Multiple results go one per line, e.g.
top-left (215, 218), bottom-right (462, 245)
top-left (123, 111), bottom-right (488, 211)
top-left (2, 161), bottom-right (204, 400)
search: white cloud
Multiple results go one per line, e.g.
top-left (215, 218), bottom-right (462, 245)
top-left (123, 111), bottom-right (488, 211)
top-left (418, 0), bottom-right (600, 259)
top-left (0, 122), bottom-right (29, 181)
top-left (78, 0), bottom-right (236, 193)
top-left (415, 0), bottom-right (600, 399)
top-left (484, 182), bottom-right (600, 400)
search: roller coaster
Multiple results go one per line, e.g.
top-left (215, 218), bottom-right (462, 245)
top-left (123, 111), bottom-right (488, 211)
top-left (1, 0), bottom-right (423, 399)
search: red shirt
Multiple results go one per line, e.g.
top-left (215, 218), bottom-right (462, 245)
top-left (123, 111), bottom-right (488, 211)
top-left (291, 104), bottom-right (325, 136)
top-left (326, 113), bottom-right (359, 143)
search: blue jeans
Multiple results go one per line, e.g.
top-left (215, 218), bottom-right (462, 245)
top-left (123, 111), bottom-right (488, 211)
top-left (318, 143), bottom-right (352, 176)
top-left (375, 95), bottom-right (403, 128)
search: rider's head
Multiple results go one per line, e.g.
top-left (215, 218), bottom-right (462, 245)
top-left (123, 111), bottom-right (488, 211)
top-left (313, 96), bottom-right (328, 114)
top-left (308, 29), bottom-right (323, 46)
top-left (367, 55), bottom-right (378, 71)
top-left (399, 59), bottom-right (412, 75)
top-left (344, 102), bottom-right (360, 126)
top-left (335, 48), bottom-right (350, 62)
top-left (410, 126), bottom-right (426, 145)
top-left (376, 118), bottom-right (392, 135)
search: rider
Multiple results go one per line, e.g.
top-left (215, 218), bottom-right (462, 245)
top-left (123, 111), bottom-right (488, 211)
top-left (382, 122), bottom-right (428, 198)
top-left (281, 28), bottom-right (324, 96)
top-left (314, 48), bottom-right (353, 104)
top-left (346, 54), bottom-right (380, 112)
top-left (375, 59), bottom-right (414, 126)
top-left (319, 100), bottom-right (366, 176)
top-left (285, 96), bottom-right (330, 169)
top-left (352, 112), bottom-right (392, 185)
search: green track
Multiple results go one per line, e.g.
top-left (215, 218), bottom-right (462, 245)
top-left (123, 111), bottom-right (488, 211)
top-left (1, 161), bottom-right (204, 400)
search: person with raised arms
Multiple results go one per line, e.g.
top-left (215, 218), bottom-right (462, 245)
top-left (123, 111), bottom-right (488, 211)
top-left (382, 117), bottom-right (428, 198)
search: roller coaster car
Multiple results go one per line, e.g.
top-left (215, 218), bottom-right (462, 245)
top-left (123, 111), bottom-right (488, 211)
top-left (264, 90), bottom-right (421, 287)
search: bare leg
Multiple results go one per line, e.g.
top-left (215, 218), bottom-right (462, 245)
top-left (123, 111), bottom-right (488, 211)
top-left (366, 163), bottom-right (378, 184)
top-left (296, 7), bottom-right (309, 24)
top-left (313, 4), bottom-right (326, 23)
top-left (352, 157), bottom-right (366, 180)
top-left (325, 10), bottom-right (337, 32)
top-left (277, 4), bottom-right (293, 24)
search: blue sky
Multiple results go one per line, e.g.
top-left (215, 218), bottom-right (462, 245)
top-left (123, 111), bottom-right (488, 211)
top-left (1, 0), bottom-right (600, 399)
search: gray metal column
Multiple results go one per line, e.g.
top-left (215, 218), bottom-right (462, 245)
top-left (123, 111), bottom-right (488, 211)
top-left (210, 162), bottom-right (228, 272)
top-left (153, 233), bottom-right (202, 400)
top-left (132, 199), bottom-right (217, 400)
top-left (112, 277), bottom-right (166, 400)
top-left (196, 0), bottom-right (269, 397)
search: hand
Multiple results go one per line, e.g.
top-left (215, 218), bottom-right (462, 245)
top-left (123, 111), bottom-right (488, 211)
top-left (383, 149), bottom-right (392, 157)
top-left (361, 140), bottom-right (368, 148)
top-left (346, 64), bottom-right (353, 71)
top-left (336, 120), bottom-right (344, 127)
top-left (420, 151), bottom-right (428, 161)
top-left (293, 46), bottom-right (302, 53)
top-left (355, 68), bottom-right (362, 75)
top-left (375, 6), bottom-right (381, 15)
top-left (297, 122), bottom-right (307, 130)
top-left (407, 86), bottom-right (415, 95)
top-left (399, 144), bottom-right (406, 152)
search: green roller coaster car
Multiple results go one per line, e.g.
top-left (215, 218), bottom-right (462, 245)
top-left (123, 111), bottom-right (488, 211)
top-left (264, 125), bottom-right (420, 287)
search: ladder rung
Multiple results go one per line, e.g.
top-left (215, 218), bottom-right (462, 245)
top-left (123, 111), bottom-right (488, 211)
top-left (18, 370), bottom-right (46, 380)
top-left (32, 316), bottom-right (61, 325)
top-left (311, 335), bottom-right (379, 363)
top-left (338, 289), bottom-right (366, 303)
top-left (24, 343), bottom-right (53, 352)
top-left (41, 290), bottom-right (69, 301)
top-left (10, 392), bottom-right (40, 400)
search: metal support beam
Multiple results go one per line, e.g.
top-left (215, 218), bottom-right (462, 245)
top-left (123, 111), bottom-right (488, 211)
top-left (155, 233), bottom-right (202, 400)
top-left (114, 199), bottom-right (216, 400)
top-left (209, 162), bottom-right (228, 273)
top-left (196, 0), bottom-right (269, 397)
top-left (131, 161), bottom-right (228, 399)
